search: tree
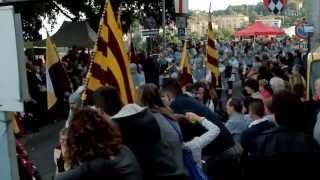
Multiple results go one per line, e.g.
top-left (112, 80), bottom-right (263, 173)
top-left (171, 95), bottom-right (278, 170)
top-left (212, 27), bottom-right (235, 40)
top-left (16, 0), bottom-right (176, 41)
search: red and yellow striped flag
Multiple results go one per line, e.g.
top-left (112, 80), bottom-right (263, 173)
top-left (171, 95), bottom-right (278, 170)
top-left (84, 0), bottom-right (136, 104)
top-left (206, 21), bottom-right (220, 86)
top-left (180, 41), bottom-right (193, 87)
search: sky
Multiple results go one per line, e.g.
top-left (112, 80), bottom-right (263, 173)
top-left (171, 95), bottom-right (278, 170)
top-left (189, 0), bottom-right (262, 11)
top-left (41, 0), bottom-right (262, 38)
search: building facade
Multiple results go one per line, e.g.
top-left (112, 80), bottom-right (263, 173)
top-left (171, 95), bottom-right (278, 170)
top-left (188, 13), bottom-right (249, 32)
top-left (212, 14), bottom-right (249, 29)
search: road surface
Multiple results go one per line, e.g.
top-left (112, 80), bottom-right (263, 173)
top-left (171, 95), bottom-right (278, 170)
top-left (22, 120), bottom-right (65, 180)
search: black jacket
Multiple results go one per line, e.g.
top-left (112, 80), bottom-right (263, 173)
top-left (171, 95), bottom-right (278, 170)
top-left (242, 127), bottom-right (320, 179)
top-left (240, 120), bottom-right (275, 153)
top-left (113, 104), bottom-right (186, 180)
top-left (171, 95), bottom-right (235, 155)
top-left (55, 146), bottom-right (142, 180)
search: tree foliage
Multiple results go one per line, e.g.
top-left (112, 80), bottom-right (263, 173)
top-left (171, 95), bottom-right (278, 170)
top-left (213, 27), bottom-right (235, 40)
top-left (16, 0), bottom-right (176, 41)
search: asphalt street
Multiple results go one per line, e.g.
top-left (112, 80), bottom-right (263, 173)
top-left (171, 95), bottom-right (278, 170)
top-left (22, 120), bottom-right (65, 180)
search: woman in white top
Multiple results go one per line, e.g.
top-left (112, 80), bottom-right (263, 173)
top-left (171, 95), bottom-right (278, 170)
top-left (184, 112), bottom-right (221, 168)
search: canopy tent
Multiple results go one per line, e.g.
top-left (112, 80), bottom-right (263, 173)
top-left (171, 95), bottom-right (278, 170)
top-left (34, 21), bottom-right (97, 48)
top-left (235, 21), bottom-right (285, 37)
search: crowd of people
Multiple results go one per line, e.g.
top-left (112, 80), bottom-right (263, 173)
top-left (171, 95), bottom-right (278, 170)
top-left (15, 37), bottom-right (320, 180)
top-left (17, 48), bottom-right (90, 134)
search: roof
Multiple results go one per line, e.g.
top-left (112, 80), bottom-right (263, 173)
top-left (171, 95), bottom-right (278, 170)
top-left (34, 21), bottom-right (97, 48)
top-left (235, 21), bottom-right (285, 37)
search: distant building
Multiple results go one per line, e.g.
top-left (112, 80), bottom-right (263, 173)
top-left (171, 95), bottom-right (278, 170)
top-left (212, 14), bottom-right (249, 30)
top-left (187, 13), bottom-right (248, 34)
top-left (187, 14), bottom-right (218, 36)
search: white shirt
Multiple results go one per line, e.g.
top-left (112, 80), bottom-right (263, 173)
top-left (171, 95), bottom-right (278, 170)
top-left (184, 119), bottom-right (220, 168)
top-left (249, 117), bottom-right (268, 128)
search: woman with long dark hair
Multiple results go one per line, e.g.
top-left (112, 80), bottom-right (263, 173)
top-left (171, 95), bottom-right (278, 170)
top-left (55, 108), bottom-right (142, 180)
top-left (193, 82), bottom-right (218, 112)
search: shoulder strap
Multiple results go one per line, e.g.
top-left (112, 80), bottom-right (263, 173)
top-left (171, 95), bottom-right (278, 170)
top-left (165, 118), bottom-right (183, 142)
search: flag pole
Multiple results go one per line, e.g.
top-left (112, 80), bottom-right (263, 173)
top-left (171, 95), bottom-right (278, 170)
top-left (204, 2), bottom-right (212, 83)
top-left (81, 0), bottom-right (109, 105)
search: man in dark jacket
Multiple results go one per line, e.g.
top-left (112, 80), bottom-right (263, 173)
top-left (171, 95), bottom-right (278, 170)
top-left (243, 91), bottom-right (320, 179)
top-left (240, 99), bottom-right (275, 154)
top-left (161, 78), bottom-right (240, 180)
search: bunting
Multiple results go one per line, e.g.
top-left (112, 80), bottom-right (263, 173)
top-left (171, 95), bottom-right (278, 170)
top-left (84, 0), bottom-right (136, 104)
top-left (180, 41), bottom-right (193, 87)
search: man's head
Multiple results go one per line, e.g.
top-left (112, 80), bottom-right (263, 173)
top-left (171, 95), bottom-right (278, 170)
top-left (244, 79), bottom-right (259, 95)
top-left (226, 97), bottom-right (243, 116)
top-left (161, 78), bottom-right (182, 106)
top-left (93, 86), bottom-right (124, 116)
top-left (271, 91), bottom-right (302, 129)
top-left (249, 99), bottom-right (265, 120)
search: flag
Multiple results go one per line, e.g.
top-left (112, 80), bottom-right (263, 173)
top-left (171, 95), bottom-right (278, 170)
top-left (46, 34), bottom-right (58, 110)
top-left (179, 41), bottom-right (193, 87)
top-left (84, 0), bottom-right (136, 104)
top-left (264, 0), bottom-right (288, 15)
top-left (46, 33), bottom-right (73, 110)
top-left (175, 0), bottom-right (189, 14)
top-left (206, 20), bottom-right (220, 86)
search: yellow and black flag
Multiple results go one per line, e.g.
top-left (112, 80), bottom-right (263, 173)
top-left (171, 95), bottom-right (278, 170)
top-left (206, 10), bottom-right (220, 87)
top-left (84, 0), bottom-right (136, 104)
top-left (46, 33), bottom-right (73, 110)
top-left (180, 41), bottom-right (193, 87)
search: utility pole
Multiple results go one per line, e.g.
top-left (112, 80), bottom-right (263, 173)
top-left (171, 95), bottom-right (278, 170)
top-left (162, 0), bottom-right (166, 49)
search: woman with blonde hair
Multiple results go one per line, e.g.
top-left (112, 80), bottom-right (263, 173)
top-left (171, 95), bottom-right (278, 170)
top-left (54, 128), bottom-right (71, 174)
top-left (289, 64), bottom-right (306, 91)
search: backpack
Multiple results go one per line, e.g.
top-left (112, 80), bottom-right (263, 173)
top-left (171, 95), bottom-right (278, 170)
top-left (165, 118), bottom-right (209, 180)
